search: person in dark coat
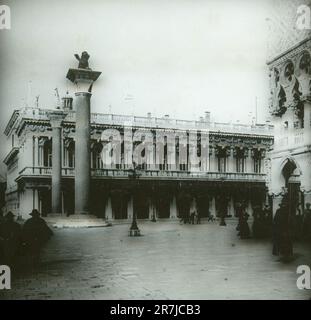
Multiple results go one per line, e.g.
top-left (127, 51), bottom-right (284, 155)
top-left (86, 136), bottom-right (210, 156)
top-left (0, 210), bottom-right (3, 263)
top-left (196, 210), bottom-right (201, 224)
top-left (239, 210), bottom-right (251, 239)
top-left (252, 205), bottom-right (267, 238)
top-left (0, 211), bottom-right (22, 268)
top-left (303, 203), bottom-right (311, 241)
top-left (22, 209), bottom-right (53, 268)
top-left (272, 201), bottom-right (293, 259)
top-left (263, 204), bottom-right (272, 237)
top-left (235, 202), bottom-right (243, 232)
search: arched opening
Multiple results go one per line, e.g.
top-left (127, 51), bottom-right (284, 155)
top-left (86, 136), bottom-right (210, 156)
top-left (281, 158), bottom-right (298, 187)
top-left (67, 140), bottom-right (75, 168)
top-left (91, 142), bottom-right (103, 169)
top-left (111, 189), bottom-right (128, 219)
top-left (43, 139), bottom-right (52, 167)
top-left (281, 158), bottom-right (302, 218)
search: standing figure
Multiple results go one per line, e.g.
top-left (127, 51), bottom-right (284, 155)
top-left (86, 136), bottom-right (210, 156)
top-left (196, 210), bottom-right (201, 224)
top-left (22, 209), bottom-right (53, 269)
top-left (252, 205), bottom-right (265, 238)
top-left (263, 204), bottom-right (272, 237)
top-left (0, 212), bottom-right (22, 268)
top-left (0, 209), bottom-right (4, 263)
top-left (235, 202), bottom-right (243, 232)
top-left (272, 200), bottom-right (293, 259)
top-left (190, 211), bottom-right (195, 225)
top-left (239, 210), bottom-right (251, 239)
top-left (303, 203), bottom-right (311, 241)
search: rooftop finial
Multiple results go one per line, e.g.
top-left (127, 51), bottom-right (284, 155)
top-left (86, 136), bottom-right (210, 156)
top-left (35, 95), bottom-right (40, 108)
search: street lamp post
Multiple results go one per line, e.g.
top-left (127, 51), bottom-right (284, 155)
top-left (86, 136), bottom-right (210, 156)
top-left (128, 164), bottom-right (141, 236)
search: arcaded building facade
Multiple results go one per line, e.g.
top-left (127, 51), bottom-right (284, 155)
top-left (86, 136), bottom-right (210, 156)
top-left (3, 101), bottom-right (273, 220)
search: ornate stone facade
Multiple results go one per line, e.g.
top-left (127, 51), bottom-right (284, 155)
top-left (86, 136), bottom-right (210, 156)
top-left (3, 103), bottom-right (273, 220)
top-left (267, 1), bottom-right (311, 215)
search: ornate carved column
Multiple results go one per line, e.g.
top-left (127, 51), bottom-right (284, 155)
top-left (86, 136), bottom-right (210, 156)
top-left (66, 53), bottom-right (101, 215)
top-left (48, 111), bottom-right (66, 214)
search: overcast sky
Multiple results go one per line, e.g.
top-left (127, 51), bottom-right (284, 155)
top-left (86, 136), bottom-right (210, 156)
top-left (0, 0), bottom-right (275, 168)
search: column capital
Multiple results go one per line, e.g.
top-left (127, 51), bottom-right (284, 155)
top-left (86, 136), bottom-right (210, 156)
top-left (66, 68), bottom-right (101, 94)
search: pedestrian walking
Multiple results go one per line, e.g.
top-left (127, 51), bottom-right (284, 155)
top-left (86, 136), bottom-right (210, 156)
top-left (22, 209), bottom-right (53, 269)
top-left (303, 203), bottom-right (311, 241)
top-left (272, 200), bottom-right (293, 260)
top-left (190, 211), bottom-right (195, 225)
top-left (236, 202), bottom-right (243, 232)
top-left (196, 211), bottom-right (201, 224)
top-left (239, 210), bottom-right (251, 239)
top-left (0, 211), bottom-right (22, 268)
top-left (252, 205), bottom-right (266, 238)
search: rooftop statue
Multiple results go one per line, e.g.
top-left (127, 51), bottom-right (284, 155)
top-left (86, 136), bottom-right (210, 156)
top-left (74, 51), bottom-right (91, 70)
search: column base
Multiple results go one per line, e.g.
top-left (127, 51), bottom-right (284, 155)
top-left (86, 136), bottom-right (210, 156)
top-left (128, 228), bottom-right (141, 237)
top-left (45, 214), bottom-right (111, 228)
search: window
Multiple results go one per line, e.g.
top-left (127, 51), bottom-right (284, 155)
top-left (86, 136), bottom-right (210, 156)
top-left (236, 157), bottom-right (245, 173)
top-left (92, 142), bottom-right (103, 169)
top-left (68, 141), bottom-right (75, 168)
top-left (254, 158), bottom-right (261, 173)
top-left (43, 140), bottom-right (52, 167)
top-left (218, 157), bottom-right (226, 172)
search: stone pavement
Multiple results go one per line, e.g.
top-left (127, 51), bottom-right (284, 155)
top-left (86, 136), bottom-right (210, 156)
top-left (1, 219), bottom-right (311, 300)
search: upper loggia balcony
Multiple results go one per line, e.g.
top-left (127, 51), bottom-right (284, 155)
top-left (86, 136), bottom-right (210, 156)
top-left (17, 166), bottom-right (266, 183)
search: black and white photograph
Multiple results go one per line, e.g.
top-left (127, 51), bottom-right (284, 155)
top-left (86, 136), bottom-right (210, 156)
top-left (0, 0), bottom-right (311, 303)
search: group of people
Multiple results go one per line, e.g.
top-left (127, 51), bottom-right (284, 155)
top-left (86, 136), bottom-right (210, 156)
top-left (0, 209), bottom-right (53, 271)
top-left (272, 201), bottom-right (311, 260)
top-left (252, 204), bottom-right (273, 239)
top-left (180, 210), bottom-right (201, 224)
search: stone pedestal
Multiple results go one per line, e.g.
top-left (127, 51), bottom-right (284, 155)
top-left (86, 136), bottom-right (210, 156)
top-left (66, 68), bottom-right (101, 215)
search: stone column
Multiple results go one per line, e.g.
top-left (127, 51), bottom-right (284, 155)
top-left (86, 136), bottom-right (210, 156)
top-left (34, 136), bottom-right (39, 167)
top-left (127, 196), bottom-right (133, 220)
top-left (148, 198), bottom-right (155, 220)
top-left (170, 194), bottom-right (178, 218)
top-left (246, 149), bottom-right (253, 173)
top-left (228, 196), bottom-right (235, 216)
top-left (209, 196), bottom-right (216, 216)
top-left (66, 66), bottom-right (101, 215)
top-left (105, 197), bottom-right (113, 220)
top-left (228, 147), bottom-right (234, 172)
top-left (48, 111), bottom-right (66, 214)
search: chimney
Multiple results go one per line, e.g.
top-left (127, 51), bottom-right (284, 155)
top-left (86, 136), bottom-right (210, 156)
top-left (204, 111), bottom-right (210, 123)
top-left (147, 112), bottom-right (152, 118)
top-left (62, 91), bottom-right (73, 111)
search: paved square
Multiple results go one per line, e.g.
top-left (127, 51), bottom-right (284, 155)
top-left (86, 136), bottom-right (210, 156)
top-left (1, 220), bottom-right (311, 300)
